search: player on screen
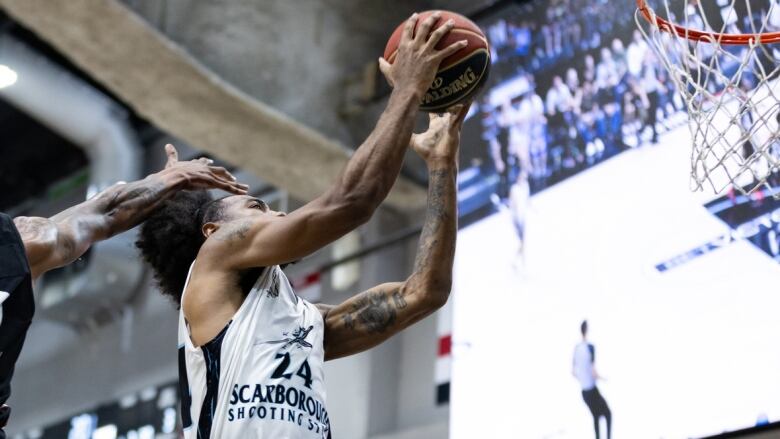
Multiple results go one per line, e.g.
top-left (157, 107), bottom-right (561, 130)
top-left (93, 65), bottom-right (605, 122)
top-left (508, 169), bottom-right (530, 269)
top-left (135, 13), bottom-right (466, 439)
top-left (0, 147), bottom-right (247, 438)
top-left (573, 320), bottom-right (612, 439)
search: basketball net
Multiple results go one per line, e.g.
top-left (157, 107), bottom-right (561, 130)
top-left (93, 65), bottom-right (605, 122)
top-left (636, 0), bottom-right (780, 197)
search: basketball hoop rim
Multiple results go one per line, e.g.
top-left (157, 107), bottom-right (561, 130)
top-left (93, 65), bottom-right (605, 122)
top-left (636, 0), bottom-right (780, 45)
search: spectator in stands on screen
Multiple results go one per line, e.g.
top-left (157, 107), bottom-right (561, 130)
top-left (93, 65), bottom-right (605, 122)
top-left (558, 0), bottom-right (581, 56)
top-left (627, 30), bottom-right (649, 78)
top-left (482, 103), bottom-right (503, 173)
top-left (611, 39), bottom-right (629, 80)
top-left (583, 54), bottom-right (597, 84)
top-left (546, 75), bottom-right (578, 171)
top-left (577, 81), bottom-right (606, 165)
top-left (546, 75), bottom-right (575, 121)
top-left (525, 77), bottom-right (549, 181)
top-left (639, 62), bottom-right (663, 144)
top-left (596, 47), bottom-right (619, 88)
top-left (579, 1), bottom-right (601, 49)
top-left (501, 96), bottom-right (532, 183)
top-left (622, 76), bottom-right (650, 148)
top-left (512, 22), bottom-right (532, 58)
top-left (546, 2), bottom-right (564, 57)
top-left (541, 21), bottom-right (555, 60)
top-left (768, 0), bottom-right (780, 31)
top-left (597, 74), bottom-right (623, 151)
top-left (484, 101), bottom-right (512, 201)
top-left (566, 67), bottom-right (580, 93)
top-left (573, 320), bottom-right (612, 439)
top-left (488, 18), bottom-right (509, 50)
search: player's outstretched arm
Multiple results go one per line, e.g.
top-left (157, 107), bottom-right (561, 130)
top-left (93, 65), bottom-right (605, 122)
top-left (317, 104), bottom-right (467, 361)
top-left (199, 13), bottom-right (468, 270)
top-left (14, 144), bottom-right (247, 280)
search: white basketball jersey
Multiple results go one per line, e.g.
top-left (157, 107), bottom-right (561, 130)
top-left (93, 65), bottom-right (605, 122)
top-left (178, 264), bottom-right (331, 439)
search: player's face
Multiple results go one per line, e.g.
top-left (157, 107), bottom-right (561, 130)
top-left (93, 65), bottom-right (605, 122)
top-left (221, 195), bottom-right (286, 222)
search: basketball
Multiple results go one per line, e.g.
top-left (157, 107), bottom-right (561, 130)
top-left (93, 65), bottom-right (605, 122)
top-left (383, 10), bottom-right (491, 112)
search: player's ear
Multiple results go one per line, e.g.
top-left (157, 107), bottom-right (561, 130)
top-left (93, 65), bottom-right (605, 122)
top-left (202, 222), bottom-right (220, 238)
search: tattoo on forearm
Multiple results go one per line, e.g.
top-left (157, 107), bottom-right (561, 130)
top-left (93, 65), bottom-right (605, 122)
top-left (414, 168), bottom-right (454, 272)
top-left (101, 180), bottom-right (169, 236)
top-left (14, 217), bottom-right (51, 243)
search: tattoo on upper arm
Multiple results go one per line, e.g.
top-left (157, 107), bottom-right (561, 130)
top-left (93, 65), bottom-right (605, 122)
top-left (339, 288), bottom-right (406, 334)
top-left (355, 290), bottom-right (397, 334)
top-left (391, 290), bottom-right (408, 309)
top-left (342, 313), bottom-right (355, 330)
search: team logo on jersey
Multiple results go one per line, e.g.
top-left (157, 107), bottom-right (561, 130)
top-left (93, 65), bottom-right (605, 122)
top-left (266, 269), bottom-right (280, 298)
top-left (265, 325), bottom-right (314, 350)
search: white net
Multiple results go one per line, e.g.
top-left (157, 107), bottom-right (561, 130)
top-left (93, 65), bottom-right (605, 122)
top-left (636, 0), bottom-right (780, 197)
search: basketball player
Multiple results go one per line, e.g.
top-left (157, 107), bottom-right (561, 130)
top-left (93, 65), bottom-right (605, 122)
top-left (572, 320), bottom-right (612, 439)
top-left (135, 13), bottom-right (466, 438)
top-left (0, 145), bottom-right (247, 438)
top-left (508, 169), bottom-right (530, 269)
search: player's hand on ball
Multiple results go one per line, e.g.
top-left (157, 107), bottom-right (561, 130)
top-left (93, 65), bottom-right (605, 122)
top-left (378, 12), bottom-right (467, 96)
top-left (410, 102), bottom-right (471, 166)
top-left (162, 144), bottom-right (249, 195)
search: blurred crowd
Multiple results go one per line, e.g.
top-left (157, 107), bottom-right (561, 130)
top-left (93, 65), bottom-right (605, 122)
top-left (480, 0), bottom-right (688, 197)
top-left (478, 0), bottom-right (780, 199)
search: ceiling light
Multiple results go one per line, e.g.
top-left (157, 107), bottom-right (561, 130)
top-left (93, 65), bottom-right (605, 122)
top-left (0, 64), bottom-right (17, 88)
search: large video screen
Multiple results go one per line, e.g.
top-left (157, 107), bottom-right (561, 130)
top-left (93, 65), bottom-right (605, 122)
top-left (451, 1), bottom-right (780, 438)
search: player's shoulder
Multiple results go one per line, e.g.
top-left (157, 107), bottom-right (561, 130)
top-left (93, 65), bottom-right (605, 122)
top-left (312, 302), bottom-right (333, 320)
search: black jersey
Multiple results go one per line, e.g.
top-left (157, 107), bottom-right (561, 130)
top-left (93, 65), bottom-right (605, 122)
top-left (0, 213), bottom-right (34, 437)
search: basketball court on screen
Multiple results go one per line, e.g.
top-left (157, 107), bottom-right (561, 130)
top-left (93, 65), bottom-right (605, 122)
top-left (449, 120), bottom-right (780, 439)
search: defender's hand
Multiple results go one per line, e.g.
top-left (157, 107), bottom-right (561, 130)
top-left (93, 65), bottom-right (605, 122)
top-left (410, 103), bottom-right (471, 166)
top-left (162, 144), bottom-right (249, 194)
top-left (378, 12), bottom-right (467, 97)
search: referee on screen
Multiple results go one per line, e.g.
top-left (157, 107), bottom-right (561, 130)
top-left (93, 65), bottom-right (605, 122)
top-left (572, 320), bottom-right (612, 439)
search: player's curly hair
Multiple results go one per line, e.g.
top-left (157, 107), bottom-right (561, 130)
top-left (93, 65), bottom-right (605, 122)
top-left (136, 190), bottom-right (224, 306)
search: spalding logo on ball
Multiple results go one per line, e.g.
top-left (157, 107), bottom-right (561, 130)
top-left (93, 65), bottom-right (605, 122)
top-left (384, 10), bottom-right (491, 112)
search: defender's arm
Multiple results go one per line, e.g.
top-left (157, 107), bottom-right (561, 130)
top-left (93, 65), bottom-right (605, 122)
top-left (15, 145), bottom-right (246, 280)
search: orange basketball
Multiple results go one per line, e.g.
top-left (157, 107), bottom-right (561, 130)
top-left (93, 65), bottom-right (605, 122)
top-left (384, 10), bottom-right (491, 112)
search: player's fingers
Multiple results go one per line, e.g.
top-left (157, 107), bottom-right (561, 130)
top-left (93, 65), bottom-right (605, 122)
top-left (401, 13), bottom-right (418, 43)
top-left (425, 19), bottom-right (454, 50)
top-left (378, 58), bottom-right (394, 87)
top-left (230, 182), bottom-right (250, 194)
top-left (208, 177), bottom-right (248, 195)
top-left (164, 144), bottom-right (178, 168)
top-left (209, 166), bottom-right (237, 181)
top-left (435, 39), bottom-right (468, 60)
top-left (415, 12), bottom-right (442, 46)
